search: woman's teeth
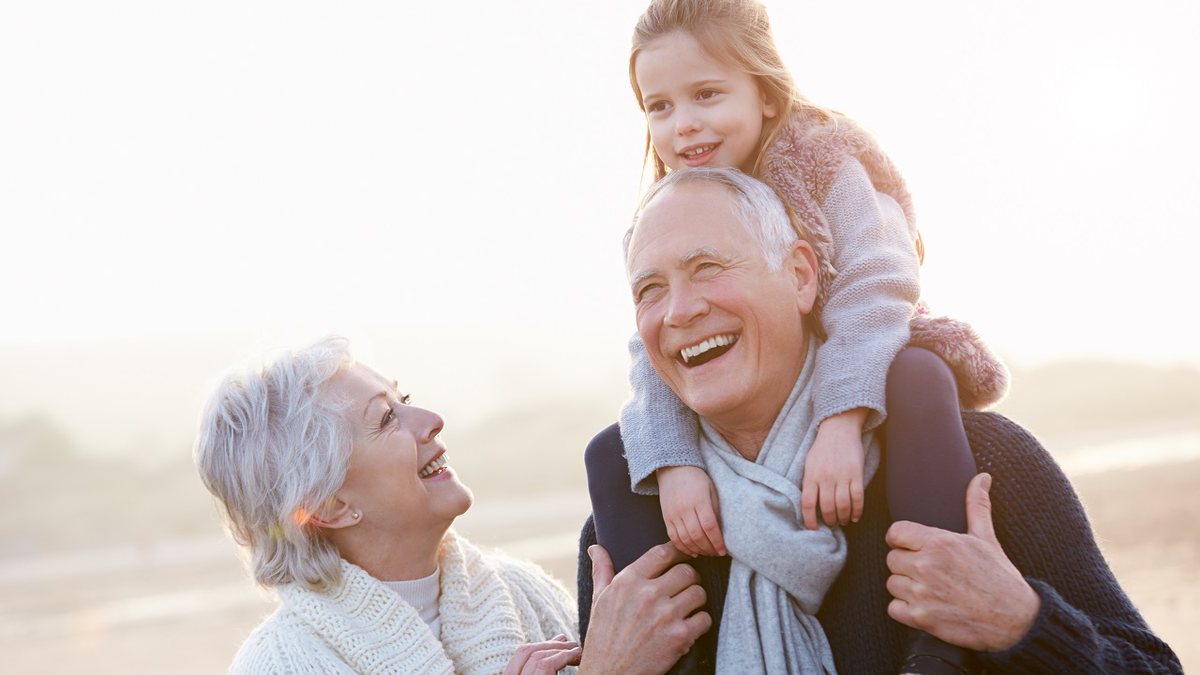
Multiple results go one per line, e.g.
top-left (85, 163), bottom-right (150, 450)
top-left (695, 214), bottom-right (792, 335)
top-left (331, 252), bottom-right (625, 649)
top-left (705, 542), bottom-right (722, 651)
top-left (681, 334), bottom-right (737, 364)
top-left (418, 453), bottom-right (448, 478)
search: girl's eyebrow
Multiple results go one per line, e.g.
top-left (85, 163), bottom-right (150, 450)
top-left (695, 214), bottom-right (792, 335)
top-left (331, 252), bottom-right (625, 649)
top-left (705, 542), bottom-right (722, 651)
top-left (641, 79), bottom-right (728, 106)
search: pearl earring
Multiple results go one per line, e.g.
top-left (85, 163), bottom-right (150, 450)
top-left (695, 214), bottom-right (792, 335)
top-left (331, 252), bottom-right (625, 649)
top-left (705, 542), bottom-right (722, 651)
top-left (352, 512), bottom-right (361, 520)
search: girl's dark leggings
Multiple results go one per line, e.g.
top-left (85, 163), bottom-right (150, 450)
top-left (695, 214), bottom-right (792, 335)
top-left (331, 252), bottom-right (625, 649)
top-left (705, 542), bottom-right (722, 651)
top-left (585, 346), bottom-right (977, 573)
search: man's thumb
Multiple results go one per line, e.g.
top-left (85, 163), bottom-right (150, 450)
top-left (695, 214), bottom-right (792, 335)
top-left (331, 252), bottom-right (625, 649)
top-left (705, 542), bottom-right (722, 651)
top-left (965, 472), bottom-right (998, 542)
top-left (589, 544), bottom-right (615, 601)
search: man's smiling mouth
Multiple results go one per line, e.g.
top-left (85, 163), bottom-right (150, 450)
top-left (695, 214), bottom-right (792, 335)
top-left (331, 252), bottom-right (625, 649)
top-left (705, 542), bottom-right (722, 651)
top-left (680, 333), bottom-right (738, 367)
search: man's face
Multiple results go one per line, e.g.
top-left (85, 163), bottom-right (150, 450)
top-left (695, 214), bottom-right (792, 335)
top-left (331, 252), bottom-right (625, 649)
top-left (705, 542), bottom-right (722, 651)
top-left (626, 181), bottom-right (817, 433)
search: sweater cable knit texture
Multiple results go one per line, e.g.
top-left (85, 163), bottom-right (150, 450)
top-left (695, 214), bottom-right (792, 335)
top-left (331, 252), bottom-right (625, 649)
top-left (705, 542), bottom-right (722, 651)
top-left (231, 531), bottom-right (577, 674)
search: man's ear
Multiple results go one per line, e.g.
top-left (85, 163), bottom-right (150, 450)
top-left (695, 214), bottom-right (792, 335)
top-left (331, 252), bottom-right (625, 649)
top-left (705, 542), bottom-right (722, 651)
top-left (788, 240), bottom-right (820, 313)
top-left (310, 496), bottom-right (360, 530)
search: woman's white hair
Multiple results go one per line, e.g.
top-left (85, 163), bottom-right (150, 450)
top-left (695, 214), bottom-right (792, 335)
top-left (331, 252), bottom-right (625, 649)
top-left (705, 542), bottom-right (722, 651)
top-left (625, 166), bottom-right (799, 271)
top-left (194, 336), bottom-right (355, 590)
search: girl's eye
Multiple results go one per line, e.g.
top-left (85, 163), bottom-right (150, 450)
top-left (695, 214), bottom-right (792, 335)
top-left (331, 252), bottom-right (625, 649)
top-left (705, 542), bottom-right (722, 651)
top-left (697, 89), bottom-right (719, 101)
top-left (646, 100), bottom-right (670, 114)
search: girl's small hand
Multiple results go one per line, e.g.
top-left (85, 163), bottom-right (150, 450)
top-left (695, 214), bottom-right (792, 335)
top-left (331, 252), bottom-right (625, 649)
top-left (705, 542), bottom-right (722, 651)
top-left (802, 409), bottom-right (868, 529)
top-left (657, 465), bottom-right (726, 557)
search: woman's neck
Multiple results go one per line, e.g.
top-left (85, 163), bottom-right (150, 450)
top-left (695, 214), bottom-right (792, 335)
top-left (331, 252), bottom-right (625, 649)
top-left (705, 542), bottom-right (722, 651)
top-left (333, 521), bottom-right (449, 581)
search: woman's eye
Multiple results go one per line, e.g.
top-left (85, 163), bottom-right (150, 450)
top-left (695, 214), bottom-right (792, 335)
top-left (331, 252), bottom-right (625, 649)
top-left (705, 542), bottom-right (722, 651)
top-left (380, 407), bottom-right (395, 429)
top-left (399, 393), bottom-right (411, 405)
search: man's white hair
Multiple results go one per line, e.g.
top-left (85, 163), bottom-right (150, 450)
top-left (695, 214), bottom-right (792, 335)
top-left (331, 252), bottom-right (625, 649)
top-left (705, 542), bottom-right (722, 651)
top-left (624, 167), bottom-right (800, 270)
top-left (194, 336), bottom-right (354, 590)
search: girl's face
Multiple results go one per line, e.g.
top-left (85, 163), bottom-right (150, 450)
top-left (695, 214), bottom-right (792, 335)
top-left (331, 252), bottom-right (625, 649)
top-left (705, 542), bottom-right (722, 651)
top-left (635, 30), bottom-right (777, 173)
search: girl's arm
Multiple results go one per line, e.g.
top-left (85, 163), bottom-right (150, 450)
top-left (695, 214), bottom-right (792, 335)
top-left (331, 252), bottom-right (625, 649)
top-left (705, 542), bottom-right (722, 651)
top-left (811, 157), bottom-right (921, 431)
top-left (619, 332), bottom-right (703, 495)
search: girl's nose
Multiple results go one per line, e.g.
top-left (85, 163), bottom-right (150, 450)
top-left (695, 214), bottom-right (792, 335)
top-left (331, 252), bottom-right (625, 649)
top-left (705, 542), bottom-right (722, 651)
top-left (675, 107), bottom-right (701, 135)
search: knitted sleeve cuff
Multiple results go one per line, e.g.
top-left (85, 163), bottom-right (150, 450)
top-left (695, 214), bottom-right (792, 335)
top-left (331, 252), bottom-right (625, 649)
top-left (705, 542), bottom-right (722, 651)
top-left (978, 578), bottom-right (1107, 674)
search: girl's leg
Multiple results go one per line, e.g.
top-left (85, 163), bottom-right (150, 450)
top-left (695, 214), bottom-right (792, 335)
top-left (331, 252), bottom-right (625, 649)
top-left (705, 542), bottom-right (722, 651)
top-left (884, 347), bottom-right (977, 533)
top-left (885, 347), bottom-right (979, 675)
top-left (584, 422), bottom-right (670, 572)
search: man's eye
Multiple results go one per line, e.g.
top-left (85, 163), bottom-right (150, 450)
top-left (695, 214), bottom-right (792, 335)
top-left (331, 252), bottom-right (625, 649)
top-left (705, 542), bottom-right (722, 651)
top-left (635, 283), bottom-right (662, 302)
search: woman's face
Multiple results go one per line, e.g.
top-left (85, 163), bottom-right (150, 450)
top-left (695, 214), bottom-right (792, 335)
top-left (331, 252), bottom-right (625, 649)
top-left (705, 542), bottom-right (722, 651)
top-left (635, 30), bottom-right (777, 173)
top-left (328, 363), bottom-right (472, 536)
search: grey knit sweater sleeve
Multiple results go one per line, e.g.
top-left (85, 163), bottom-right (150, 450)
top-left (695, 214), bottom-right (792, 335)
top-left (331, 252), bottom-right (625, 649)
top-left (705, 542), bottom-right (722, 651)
top-left (619, 332), bottom-right (702, 495)
top-left (812, 158), bottom-right (921, 430)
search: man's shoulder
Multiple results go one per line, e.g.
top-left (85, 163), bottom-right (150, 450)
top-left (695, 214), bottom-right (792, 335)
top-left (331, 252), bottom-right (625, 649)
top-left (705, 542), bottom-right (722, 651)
top-left (961, 411), bottom-right (1060, 474)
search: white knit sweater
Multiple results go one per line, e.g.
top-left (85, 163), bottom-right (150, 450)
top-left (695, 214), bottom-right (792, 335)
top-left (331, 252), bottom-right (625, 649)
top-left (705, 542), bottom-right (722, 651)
top-left (229, 531), bottom-right (577, 674)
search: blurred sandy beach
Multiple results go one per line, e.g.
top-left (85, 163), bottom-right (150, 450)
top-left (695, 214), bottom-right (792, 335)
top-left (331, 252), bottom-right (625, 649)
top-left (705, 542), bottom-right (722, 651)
top-left (2, 430), bottom-right (1197, 673)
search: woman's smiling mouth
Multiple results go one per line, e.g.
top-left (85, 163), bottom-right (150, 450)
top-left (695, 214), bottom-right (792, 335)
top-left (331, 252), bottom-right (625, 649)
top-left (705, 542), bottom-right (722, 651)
top-left (418, 452), bottom-right (449, 478)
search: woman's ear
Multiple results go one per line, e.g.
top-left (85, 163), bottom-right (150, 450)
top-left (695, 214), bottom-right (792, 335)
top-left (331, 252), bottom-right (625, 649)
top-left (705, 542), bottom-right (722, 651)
top-left (788, 240), bottom-right (820, 313)
top-left (310, 497), bottom-right (361, 530)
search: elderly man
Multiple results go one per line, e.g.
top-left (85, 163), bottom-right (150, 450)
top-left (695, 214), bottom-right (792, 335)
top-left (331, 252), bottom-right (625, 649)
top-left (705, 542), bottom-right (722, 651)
top-left (577, 168), bottom-right (1180, 673)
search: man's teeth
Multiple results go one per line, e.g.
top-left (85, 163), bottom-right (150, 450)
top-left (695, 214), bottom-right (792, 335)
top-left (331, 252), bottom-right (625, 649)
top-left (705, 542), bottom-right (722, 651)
top-left (680, 334), bottom-right (737, 363)
top-left (418, 453), bottom-right (448, 478)
top-left (682, 144), bottom-right (715, 158)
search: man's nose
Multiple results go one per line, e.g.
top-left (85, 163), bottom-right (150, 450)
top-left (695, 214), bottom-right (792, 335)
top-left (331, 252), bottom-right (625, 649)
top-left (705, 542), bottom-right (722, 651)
top-left (664, 284), bottom-right (707, 327)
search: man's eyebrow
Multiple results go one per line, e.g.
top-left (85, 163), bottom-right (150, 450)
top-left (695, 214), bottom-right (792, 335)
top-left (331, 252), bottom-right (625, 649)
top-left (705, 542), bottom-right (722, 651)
top-left (361, 379), bottom-right (399, 420)
top-left (630, 268), bottom-right (658, 289)
top-left (681, 247), bottom-right (728, 264)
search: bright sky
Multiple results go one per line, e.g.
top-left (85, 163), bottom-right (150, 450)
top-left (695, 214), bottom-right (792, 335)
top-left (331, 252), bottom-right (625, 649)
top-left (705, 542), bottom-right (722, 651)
top-left (2, 1), bottom-right (1199, 453)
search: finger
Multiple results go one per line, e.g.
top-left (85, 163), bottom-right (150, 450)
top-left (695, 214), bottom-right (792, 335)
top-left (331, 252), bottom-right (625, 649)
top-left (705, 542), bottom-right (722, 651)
top-left (658, 561), bottom-right (702, 597)
top-left (850, 477), bottom-right (864, 523)
top-left (682, 514), bottom-right (707, 557)
top-left (626, 542), bottom-right (689, 579)
top-left (520, 645), bottom-right (583, 675)
top-left (669, 580), bottom-right (708, 616)
top-left (835, 480), bottom-right (852, 525)
top-left (665, 520), bottom-right (688, 557)
top-left (885, 571), bottom-right (916, 601)
top-left (687, 509), bottom-right (716, 557)
top-left (965, 473), bottom-right (998, 543)
top-left (698, 506), bottom-right (726, 557)
top-left (589, 545), bottom-right (614, 603)
top-left (682, 610), bottom-right (714, 644)
top-left (887, 597), bottom-right (919, 630)
top-left (885, 520), bottom-right (931, 552)
top-left (885, 546), bottom-right (918, 576)
top-left (819, 480), bottom-right (837, 527)
top-left (801, 480), bottom-right (819, 530)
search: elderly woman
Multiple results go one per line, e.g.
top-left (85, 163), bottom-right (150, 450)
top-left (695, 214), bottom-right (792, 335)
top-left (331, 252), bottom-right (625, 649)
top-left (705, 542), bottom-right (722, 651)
top-left (196, 337), bottom-right (709, 674)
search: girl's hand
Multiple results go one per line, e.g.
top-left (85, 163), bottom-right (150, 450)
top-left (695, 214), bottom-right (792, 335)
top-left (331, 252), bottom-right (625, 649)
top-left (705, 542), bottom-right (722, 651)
top-left (503, 635), bottom-right (582, 675)
top-left (657, 465), bottom-right (726, 557)
top-left (802, 408), bottom-right (868, 529)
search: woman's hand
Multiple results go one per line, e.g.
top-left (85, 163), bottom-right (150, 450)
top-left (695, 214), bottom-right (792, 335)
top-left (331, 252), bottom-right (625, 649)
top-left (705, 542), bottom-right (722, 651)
top-left (503, 635), bottom-right (582, 674)
top-left (657, 465), bottom-right (726, 557)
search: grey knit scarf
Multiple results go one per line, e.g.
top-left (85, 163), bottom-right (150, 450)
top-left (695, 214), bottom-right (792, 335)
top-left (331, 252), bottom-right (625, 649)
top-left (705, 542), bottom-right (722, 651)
top-left (699, 344), bottom-right (880, 673)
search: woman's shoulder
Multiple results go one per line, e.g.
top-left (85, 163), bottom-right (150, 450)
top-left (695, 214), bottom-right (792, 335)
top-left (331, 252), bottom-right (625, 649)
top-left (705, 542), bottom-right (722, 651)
top-left (228, 606), bottom-right (331, 674)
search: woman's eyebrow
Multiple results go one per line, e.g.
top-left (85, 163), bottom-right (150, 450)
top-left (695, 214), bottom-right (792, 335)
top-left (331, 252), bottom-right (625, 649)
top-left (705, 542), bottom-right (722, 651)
top-left (361, 380), bottom-right (400, 420)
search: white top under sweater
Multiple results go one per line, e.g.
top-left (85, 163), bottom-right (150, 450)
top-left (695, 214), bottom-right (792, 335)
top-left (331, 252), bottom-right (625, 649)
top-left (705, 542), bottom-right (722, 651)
top-left (382, 566), bottom-right (441, 635)
top-left (229, 531), bottom-right (577, 674)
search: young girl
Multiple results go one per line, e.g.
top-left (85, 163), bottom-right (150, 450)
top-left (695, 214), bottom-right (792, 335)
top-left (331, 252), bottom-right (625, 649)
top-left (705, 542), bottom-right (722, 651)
top-left (584, 0), bottom-right (1008, 673)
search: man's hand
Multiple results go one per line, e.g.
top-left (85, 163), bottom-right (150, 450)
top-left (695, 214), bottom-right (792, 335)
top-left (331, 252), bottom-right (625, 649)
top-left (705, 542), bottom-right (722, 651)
top-left (802, 408), bottom-right (867, 529)
top-left (580, 543), bottom-right (712, 675)
top-left (885, 473), bottom-right (1041, 652)
top-left (503, 635), bottom-right (582, 674)
top-left (657, 466), bottom-right (726, 557)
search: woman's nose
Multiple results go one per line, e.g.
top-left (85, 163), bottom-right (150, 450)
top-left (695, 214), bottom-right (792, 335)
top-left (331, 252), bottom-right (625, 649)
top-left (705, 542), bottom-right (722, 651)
top-left (408, 406), bottom-right (444, 445)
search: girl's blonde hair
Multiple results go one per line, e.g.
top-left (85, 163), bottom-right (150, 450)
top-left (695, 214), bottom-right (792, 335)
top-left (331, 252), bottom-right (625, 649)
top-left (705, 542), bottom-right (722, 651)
top-left (629, 0), bottom-right (833, 182)
top-left (629, 0), bottom-right (925, 262)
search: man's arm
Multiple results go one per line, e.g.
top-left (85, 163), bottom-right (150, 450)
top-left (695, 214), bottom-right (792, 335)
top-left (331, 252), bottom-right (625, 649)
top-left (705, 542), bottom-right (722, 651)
top-left (886, 418), bottom-right (1183, 675)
